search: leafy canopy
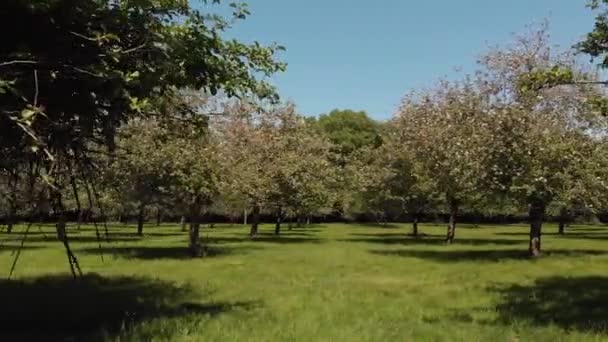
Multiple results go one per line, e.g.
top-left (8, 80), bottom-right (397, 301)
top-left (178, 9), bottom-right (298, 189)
top-left (0, 0), bottom-right (285, 173)
top-left (316, 109), bottom-right (382, 156)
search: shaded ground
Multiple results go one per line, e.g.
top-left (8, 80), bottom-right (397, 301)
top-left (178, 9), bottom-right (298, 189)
top-left (81, 244), bottom-right (263, 260)
top-left (492, 276), bottom-right (608, 333)
top-left (345, 233), bottom-right (525, 246)
top-left (370, 248), bottom-right (607, 262)
top-left (0, 273), bottom-right (257, 341)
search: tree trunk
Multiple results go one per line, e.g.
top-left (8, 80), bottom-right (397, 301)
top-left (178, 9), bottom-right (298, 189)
top-left (250, 204), bottom-right (260, 237)
top-left (189, 222), bottom-right (201, 257)
top-left (529, 200), bottom-right (545, 257)
top-left (274, 207), bottom-right (282, 235)
top-left (52, 189), bottom-right (82, 278)
top-left (558, 207), bottom-right (568, 235)
top-left (243, 209), bottom-right (248, 225)
top-left (7, 172), bottom-right (17, 234)
top-left (558, 221), bottom-right (565, 235)
top-left (83, 209), bottom-right (90, 224)
top-left (296, 216), bottom-right (303, 228)
top-left (156, 208), bottom-right (162, 226)
top-left (70, 176), bottom-right (82, 230)
top-left (180, 216), bottom-right (187, 232)
top-left (288, 218), bottom-right (293, 230)
top-left (306, 216), bottom-right (311, 225)
top-left (412, 214), bottom-right (419, 238)
top-left (137, 204), bottom-right (145, 236)
top-left (445, 201), bottom-right (458, 244)
top-left (189, 197), bottom-right (203, 257)
top-left (6, 197), bottom-right (15, 234)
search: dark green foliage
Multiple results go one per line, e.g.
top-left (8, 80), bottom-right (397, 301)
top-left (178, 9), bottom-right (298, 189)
top-left (578, 0), bottom-right (608, 68)
top-left (516, 65), bottom-right (574, 94)
top-left (0, 0), bottom-right (285, 167)
top-left (316, 109), bottom-right (382, 157)
top-left (0, 0), bottom-right (285, 263)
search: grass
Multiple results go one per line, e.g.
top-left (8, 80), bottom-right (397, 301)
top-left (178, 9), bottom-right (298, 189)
top-left (1, 222), bottom-right (608, 341)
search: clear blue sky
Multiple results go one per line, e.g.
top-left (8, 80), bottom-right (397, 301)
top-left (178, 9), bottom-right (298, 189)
top-left (220, 0), bottom-right (597, 120)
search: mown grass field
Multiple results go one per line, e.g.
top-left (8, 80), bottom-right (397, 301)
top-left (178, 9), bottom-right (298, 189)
top-left (1, 222), bottom-right (607, 341)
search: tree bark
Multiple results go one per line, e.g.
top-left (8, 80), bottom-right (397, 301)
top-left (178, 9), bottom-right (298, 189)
top-left (189, 197), bottom-right (203, 257)
top-left (156, 208), bottom-right (162, 226)
top-left (558, 221), bottom-right (565, 235)
top-left (557, 208), bottom-right (568, 235)
top-left (6, 196), bottom-right (15, 234)
top-left (306, 216), bottom-right (311, 225)
top-left (250, 203), bottom-right (260, 237)
top-left (445, 201), bottom-right (458, 244)
top-left (6, 219), bottom-right (14, 234)
top-left (528, 200), bottom-right (546, 257)
top-left (412, 214), bottom-right (419, 238)
top-left (137, 204), bottom-right (145, 236)
top-left (180, 216), bottom-right (187, 232)
top-left (189, 222), bottom-right (201, 257)
top-left (243, 209), bottom-right (248, 225)
top-left (274, 207), bottom-right (282, 235)
top-left (6, 172), bottom-right (17, 234)
top-left (83, 209), bottom-right (90, 224)
top-left (70, 176), bottom-right (82, 230)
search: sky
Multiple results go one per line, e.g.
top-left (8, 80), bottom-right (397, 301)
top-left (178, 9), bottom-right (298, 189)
top-left (218, 0), bottom-right (597, 120)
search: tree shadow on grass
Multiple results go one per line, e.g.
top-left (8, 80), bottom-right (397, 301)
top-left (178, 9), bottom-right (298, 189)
top-left (250, 236), bottom-right (322, 244)
top-left (491, 276), bottom-right (608, 333)
top-left (11, 234), bottom-right (143, 244)
top-left (344, 234), bottom-right (524, 246)
top-left (496, 231), bottom-right (608, 241)
top-left (271, 231), bottom-right (316, 237)
top-left (370, 248), bottom-right (608, 262)
top-left (351, 223), bottom-right (402, 229)
top-left (292, 223), bottom-right (324, 229)
top-left (566, 226), bottom-right (608, 232)
top-left (559, 235), bottom-right (608, 241)
top-left (139, 232), bottom-right (188, 237)
top-left (76, 226), bottom-right (187, 237)
top-left (555, 233), bottom-right (608, 240)
top-left (80, 244), bottom-right (262, 260)
top-left (10, 230), bottom-right (186, 243)
top-left (0, 245), bottom-right (44, 254)
top-left (254, 231), bottom-right (318, 237)
top-left (271, 227), bottom-right (324, 233)
top-left (0, 273), bottom-right (258, 341)
top-left (209, 235), bottom-right (323, 245)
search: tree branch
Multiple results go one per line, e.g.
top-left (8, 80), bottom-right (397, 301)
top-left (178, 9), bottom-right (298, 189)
top-left (560, 80), bottom-right (608, 86)
top-left (0, 60), bottom-right (38, 67)
top-left (69, 31), bottom-right (98, 42)
top-left (33, 70), bottom-right (39, 107)
top-left (63, 65), bottom-right (105, 78)
top-left (122, 42), bottom-right (148, 54)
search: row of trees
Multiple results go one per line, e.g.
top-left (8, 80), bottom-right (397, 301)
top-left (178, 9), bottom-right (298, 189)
top-left (361, 25), bottom-right (608, 255)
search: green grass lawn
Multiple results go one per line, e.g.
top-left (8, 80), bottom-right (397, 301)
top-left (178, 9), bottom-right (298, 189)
top-left (1, 222), bottom-right (608, 341)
